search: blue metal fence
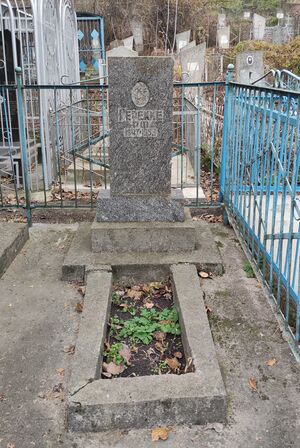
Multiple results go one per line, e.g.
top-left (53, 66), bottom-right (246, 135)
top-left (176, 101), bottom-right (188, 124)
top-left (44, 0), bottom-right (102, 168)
top-left (222, 69), bottom-right (300, 348)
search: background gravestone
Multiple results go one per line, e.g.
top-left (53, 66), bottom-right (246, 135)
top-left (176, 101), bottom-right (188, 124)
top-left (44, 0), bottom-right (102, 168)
top-left (123, 36), bottom-right (134, 50)
top-left (217, 26), bottom-right (230, 49)
top-left (236, 51), bottom-right (264, 85)
top-left (130, 20), bottom-right (144, 53)
top-left (180, 42), bottom-right (206, 84)
top-left (253, 13), bottom-right (266, 40)
top-left (176, 30), bottom-right (191, 53)
top-left (96, 57), bottom-right (184, 222)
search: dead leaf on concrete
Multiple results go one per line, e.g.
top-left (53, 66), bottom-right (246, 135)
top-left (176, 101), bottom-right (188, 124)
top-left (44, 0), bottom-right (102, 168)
top-left (102, 362), bottom-right (125, 377)
top-left (151, 427), bottom-right (170, 441)
top-left (119, 344), bottom-right (131, 364)
top-left (248, 377), bottom-right (257, 391)
top-left (75, 302), bottom-right (83, 313)
top-left (56, 368), bottom-right (65, 376)
top-left (166, 357), bottom-right (181, 371)
top-left (77, 286), bottom-right (86, 297)
top-left (0, 393), bottom-right (6, 401)
top-left (63, 345), bottom-right (75, 355)
top-left (199, 271), bottom-right (210, 279)
top-left (265, 358), bottom-right (277, 367)
top-left (7, 443), bottom-right (16, 448)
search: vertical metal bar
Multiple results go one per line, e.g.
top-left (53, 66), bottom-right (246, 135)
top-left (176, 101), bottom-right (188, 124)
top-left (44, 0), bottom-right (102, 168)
top-left (15, 67), bottom-right (31, 226)
top-left (220, 64), bottom-right (234, 202)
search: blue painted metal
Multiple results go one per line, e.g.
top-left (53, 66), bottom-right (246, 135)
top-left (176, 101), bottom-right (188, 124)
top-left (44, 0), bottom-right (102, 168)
top-left (77, 16), bottom-right (105, 75)
top-left (15, 67), bottom-right (31, 226)
top-left (224, 76), bottom-right (300, 348)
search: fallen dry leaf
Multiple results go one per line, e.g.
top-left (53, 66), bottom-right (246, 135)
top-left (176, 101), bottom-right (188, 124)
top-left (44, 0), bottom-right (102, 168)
top-left (149, 282), bottom-right (163, 290)
top-left (266, 358), bottom-right (277, 367)
top-left (166, 357), bottom-right (181, 371)
top-left (144, 301), bottom-right (154, 309)
top-left (174, 351), bottom-right (183, 359)
top-left (154, 331), bottom-right (166, 342)
top-left (56, 368), bottom-right (65, 376)
top-left (119, 344), bottom-right (131, 364)
top-left (155, 342), bottom-right (166, 354)
top-left (63, 345), bottom-right (75, 355)
top-left (199, 271), bottom-right (210, 279)
top-left (75, 302), bottom-right (83, 313)
top-left (103, 362), bottom-right (125, 377)
top-left (0, 393), bottom-right (6, 401)
top-left (77, 286), bottom-right (86, 297)
top-left (7, 443), bottom-right (16, 448)
top-left (151, 427), bottom-right (170, 442)
top-left (127, 289), bottom-right (143, 300)
top-left (248, 377), bottom-right (257, 391)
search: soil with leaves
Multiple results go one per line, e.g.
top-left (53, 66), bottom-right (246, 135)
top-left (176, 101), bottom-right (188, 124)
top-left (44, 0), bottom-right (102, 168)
top-left (102, 281), bottom-right (193, 379)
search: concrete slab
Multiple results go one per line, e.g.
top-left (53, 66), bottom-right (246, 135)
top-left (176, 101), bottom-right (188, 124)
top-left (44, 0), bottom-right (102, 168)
top-left (91, 207), bottom-right (196, 253)
top-left (68, 264), bottom-right (226, 432)
top-left (0, 222), bottom-right (29, 278)
top-left (62, 220), bottom-right (223, 283)
top-left (1, 223), bottom-right (299, 447)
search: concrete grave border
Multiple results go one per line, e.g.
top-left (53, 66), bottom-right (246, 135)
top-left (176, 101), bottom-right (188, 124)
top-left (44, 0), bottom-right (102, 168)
top-left (0, 223), bottom-right (29, 278)
top-left (68, 263), bottom-right (226, 432)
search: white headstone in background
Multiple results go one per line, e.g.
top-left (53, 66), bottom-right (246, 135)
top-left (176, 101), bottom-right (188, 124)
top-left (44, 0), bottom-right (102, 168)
top-left (130, 20), bottom-right (144, 53)
top-left (106, 47), bottom-right (138, 58)
top-left (253, 13), bottom-right (266, 40)
top-left (110, 39), bottom-right (124, 49)
top-left (180, 40), bottom-right (196, 53)
top-left (123, 36), bottom-right (134, 50)
top-left (217, 26), bottom-right (230, 49)
top-left (180, 42), bottom-right (206, 85)
top-left (218, 13), bottom-right (226, 28)
top-left (243, 11), bottom-right (251, 19)
top-left (176, 30), bottom-right (191, 53)
top-left (236, 51), bottom-right (264, 85)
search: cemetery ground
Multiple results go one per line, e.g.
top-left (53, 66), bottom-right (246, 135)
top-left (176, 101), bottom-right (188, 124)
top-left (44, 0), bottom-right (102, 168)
top-left (0, 216), bottom-right (299, 448)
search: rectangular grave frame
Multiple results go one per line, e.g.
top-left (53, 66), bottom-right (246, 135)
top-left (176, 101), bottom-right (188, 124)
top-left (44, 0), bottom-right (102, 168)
top-left (68, 264), bottom-right (226, 432)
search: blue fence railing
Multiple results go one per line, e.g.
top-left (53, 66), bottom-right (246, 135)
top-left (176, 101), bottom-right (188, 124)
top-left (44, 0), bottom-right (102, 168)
top-left (223, 75), bottom-right (300, 348)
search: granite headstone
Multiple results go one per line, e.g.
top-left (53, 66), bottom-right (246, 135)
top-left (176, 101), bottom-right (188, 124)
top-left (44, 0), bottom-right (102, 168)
top-left (176, 30), bottom-right (191, 53)
top-left (236, 51), bottom-right (264, 85)
top-left (253, 13), bottom-right (266, 40)
top-left (96, 57), bottom-right (184, 222)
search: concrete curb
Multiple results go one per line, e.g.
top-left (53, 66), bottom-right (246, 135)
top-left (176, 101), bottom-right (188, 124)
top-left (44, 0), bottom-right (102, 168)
top-left (68, 264), bottom-right (226, 432)
top-left (0, 223), bottom-right (29, 278)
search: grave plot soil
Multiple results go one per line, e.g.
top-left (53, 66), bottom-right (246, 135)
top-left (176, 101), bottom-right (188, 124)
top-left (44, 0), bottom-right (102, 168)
top-left (101, 281), bottom-right (193, 379)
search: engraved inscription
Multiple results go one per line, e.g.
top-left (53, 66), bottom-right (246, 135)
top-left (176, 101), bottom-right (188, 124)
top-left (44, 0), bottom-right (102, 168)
top-left (118, 108), bottom-right (164, 138)
top-left (131, 82), bottom-right (150, 108)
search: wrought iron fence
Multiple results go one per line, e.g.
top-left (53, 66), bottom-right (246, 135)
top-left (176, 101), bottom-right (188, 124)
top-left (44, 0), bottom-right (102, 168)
top-left (223, 70), bottom-right (300, 348)
top-left (0, 71), bottom-right (225, 226)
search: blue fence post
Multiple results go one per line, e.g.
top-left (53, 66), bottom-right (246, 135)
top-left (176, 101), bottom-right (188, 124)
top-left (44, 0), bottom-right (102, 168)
top-left (15, 67), bottom-right (32, 227)
top-left (220, 64), bottom-right (234, 204)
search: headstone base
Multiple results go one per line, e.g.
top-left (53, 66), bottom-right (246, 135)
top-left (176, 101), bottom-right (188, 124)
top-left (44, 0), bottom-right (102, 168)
top-left (91, 208), bottom-right (196, 253)
top-left (96, 190), bottom-right (185, 223)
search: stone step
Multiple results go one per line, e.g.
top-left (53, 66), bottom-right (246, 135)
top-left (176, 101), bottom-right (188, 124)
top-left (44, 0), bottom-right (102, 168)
top-left (0, 223), bottom-right (29, 278)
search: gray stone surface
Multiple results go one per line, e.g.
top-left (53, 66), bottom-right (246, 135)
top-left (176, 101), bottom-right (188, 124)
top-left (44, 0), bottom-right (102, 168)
top-left (96, 189), bottom-right (185, 222)
top-left (236, 51), bottom-right (264, 85)
top-left (176, 30), bottom-right (191, 52)
top-left (0, 222), bottom-right (29, 278)
top-left (91, 208), bottom-right (195, 253)
top-left (68, 270), bottom-right (112, 396)
top-left (253, 13), bottom-right (266, 40)
top-left (62, 219), bottom-right (224, 283)
top-left (130, 20), bottom-right (144, 53)
top-left (217, 26), bottom-right (230, 49)
top-left (1, 222), bottom-right (299, 447)
top-left (68, 264), bottom-right (226, 432)
top-left (108, 57), bottom-right (173, 197)
top-left (96, 57), bottom-right (183, 223)
top-left (180, 42), bottom-right (206, 84)
top-left (106, 47), bottom-right (138, 58)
